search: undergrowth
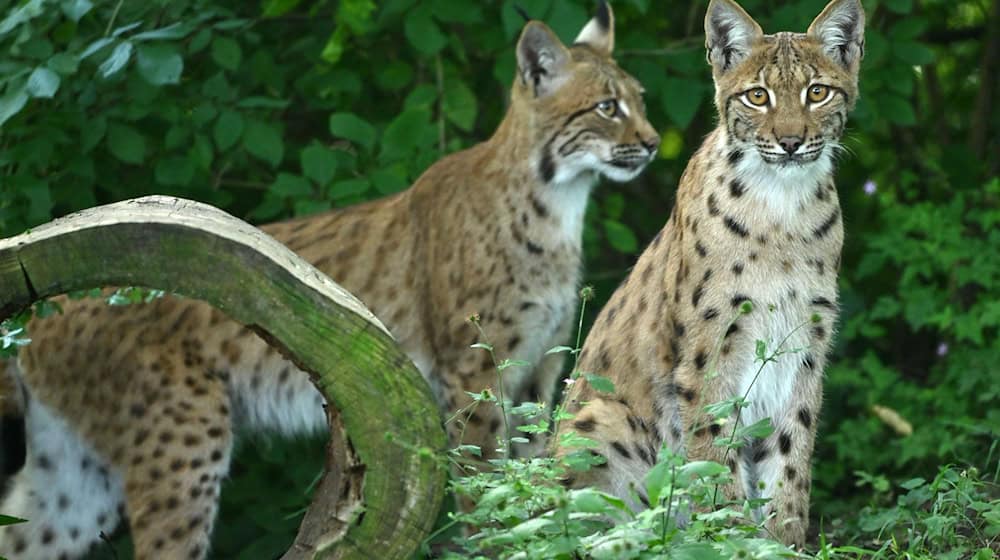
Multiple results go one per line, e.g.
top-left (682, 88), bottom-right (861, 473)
top-left (411, 289), bottom-right (1000, 560)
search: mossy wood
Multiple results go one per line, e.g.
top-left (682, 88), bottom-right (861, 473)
top-left (0, 195), bottom-right (447, 559)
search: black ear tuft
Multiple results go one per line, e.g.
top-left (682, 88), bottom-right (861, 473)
top-left (595, 0), bottom-right (611, 31)
top-left (514, 4), bottom-right (531, 23)
top-left (574, 0), bottom-right (615, 55)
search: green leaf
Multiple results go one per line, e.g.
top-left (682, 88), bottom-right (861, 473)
top-left (375, 60), bottom-right (413, 91)
top-left (442, 80), bottom-right (477, 131)
top-left (880, 94), bottom-right (917, 126)
top-left (262, 0), bottom-right (303, 17)
top-left (60, 0), bottom-right (93, 22)
top-left (584, 372), bottom-right (615, 393)
top-left (645, 460), bottom-right (673, 505)
top-left (431, 0), bottom-right (483, 23)
top-left (403, 84), bottom-right (438, 110)
top-left (497, 359), bottom-right (531, 371)
top-left (883, 0), bottom-right (913, 14)
top-left (132, 22), bottom-right (192, 41)
top-left (755, 339), bottom-right (767, 361)
top-left (242, 121), bottom-right (284, 167)
top-left (23, 177), bottom-right (52, 223)
top-left (46, 52), bottom-right (79, 75)
top-left (111, 21), bottom-right (142, 37)
top-left (899, 477), bottom-right (926, 490)
top-left (669, 543), bottom-right (726, 560)
top-left (404, 8), bottom-right (447, 55)
top-left (328, 112), bottom-right (376, 152)
top-left (328, 178), bottom-right (370, 199)
top-left (678, 460), bottom-right (729, 480)
top-left (33, 299), bottom-right (62, 318)
top-left (213, 110), bottom-right (244, 151)
top-left (888, 17), bottom-right (927, 40)
top-left (0, 514), bottom-right (27, 526)
top-left (211, 37), bottom-right (242, 71)
top-left (106, 123), bottom-right (146, 164)
top-left (735, 417), bottom-right (775, 440)
top-left (236, 97), bottom-right (290, 110)
top-left (136, 44), bottom-right (183, 85)
top-left (270, 173), bottom-right (313, 198)
top-left (99, 41), bottom-right (133, 77)
top-left (379, 108), bottom-right (430, 162)
top-left (188, 28), bottom-right (211, 53)
top-left (893, 41), bottom-right (935, 66)
top-left (509, 518), bottom-right (555, 540)
top-left (0, 85), bottom-right (28, 127)
top-left (79, 37), bottom-right (114, 59)
top-left (603, 220), bottom-right (638, 253)
top-left (154, 156), bottom-right (195, 186)
top-left (300, 144), bottom-right (339, 186)
top-left (661, 77), bottom-right (702, 128)
top-left (80, 116), bottom-right (107, 152)
top-left (25, 67), bottom-right (59, 98)
top-left (370, 168), bottom-right (408, 195)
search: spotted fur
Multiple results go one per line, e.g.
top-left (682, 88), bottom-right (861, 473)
top-left (0, 4), bottom-right (659, 558)
top-left (555, 0), bottom-right (864, 547)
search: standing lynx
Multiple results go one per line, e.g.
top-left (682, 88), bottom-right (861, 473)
top-left (556, 0), bottom-right (864, 546)
top-left (0, 4), bottom-right (659, 559)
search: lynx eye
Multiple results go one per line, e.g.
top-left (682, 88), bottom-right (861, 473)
top-left (596, 99), bottom-right (618, 117)
top-left (807, 84), bottom-right (832, 104)
top-left (744, 88), bottom-right (770, 107)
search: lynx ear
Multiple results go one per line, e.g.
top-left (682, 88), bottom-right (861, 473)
top-left (705, 0), bottom-right (763, 73)
top-left (808, 0), bottom-right (865, 70)
top-left (517, 21), bottom-right (571, 97)
top-left (574, 0), bottom-right (614, 55)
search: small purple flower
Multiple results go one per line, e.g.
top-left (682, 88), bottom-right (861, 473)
top-left (936, 343), bottom-right (949, 357)
top-left (863, 180), bottom-right (877, 196)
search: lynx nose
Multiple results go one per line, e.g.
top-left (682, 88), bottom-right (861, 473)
top-left (778, 136), bottom-right (803, 154)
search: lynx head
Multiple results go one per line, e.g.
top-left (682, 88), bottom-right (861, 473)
top-left (512, 1), bottom-right (660, 185)
top-left (705, 0), bottom-right (864, 169)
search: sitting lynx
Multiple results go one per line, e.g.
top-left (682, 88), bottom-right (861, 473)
top-left (556, 0), bottom-right (863, 546)
top-left (0, 3), bottom-right (659, 559)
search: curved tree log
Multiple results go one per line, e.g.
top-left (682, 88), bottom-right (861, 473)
top-left (0, 196), bottom-right (447, 559)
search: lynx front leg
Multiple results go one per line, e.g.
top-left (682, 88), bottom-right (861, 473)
top-left (752, 357), bottom-right (823, 547)
top-left (120, 369), bottom-right (233, 560)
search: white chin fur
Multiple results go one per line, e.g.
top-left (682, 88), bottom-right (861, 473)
top-left (554, 151), bottom-right (648, 184)
top-left (599, 162), bottom-right (647, 182)
top-left (729, 141), bottom-right (835, 226)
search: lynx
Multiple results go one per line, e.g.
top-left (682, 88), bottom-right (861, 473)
top-left (0, 4), bottom-right (659, 558)
top-left (556, 0), bottom-right (864, 546)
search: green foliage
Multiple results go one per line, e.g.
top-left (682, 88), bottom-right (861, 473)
top-left (433, 307), bottom-right (1000, 560)
top-left (1, 0), bottom-right (996, 557)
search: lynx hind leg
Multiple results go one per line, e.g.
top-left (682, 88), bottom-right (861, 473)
top-left (0, 398), bottom-right (125, 560)
top-left (559, 397), bottom-right (660, 510)
top-left (122, 366), bottom-right (233, 560)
